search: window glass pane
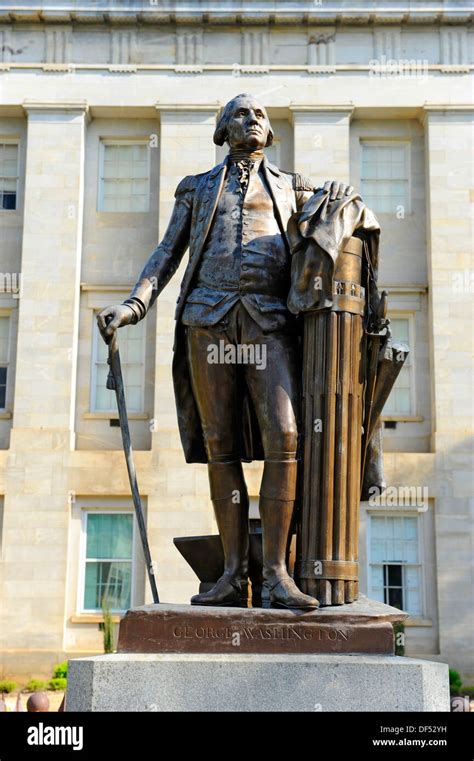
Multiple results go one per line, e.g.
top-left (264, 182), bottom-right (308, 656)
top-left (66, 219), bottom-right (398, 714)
top-left (120, 342), bottom-right (142, 367)
top-left (126, 386), bottom-right (142, 410)
top-left (0, 144), bottom-right (18, 211)
top-left (0, 317), bottom-right (9, 362)
top-left (392, 180), bottom-right (407, 196)
top-left (391, 318), bottom-right (409, 342)
top-left (102, 197), bottom-right (116, 212)
top-left (371, 516), bottom-right (386, 538)
top-left (131, 196), bottom-right (147, 212)
top-left (0, 367), bottom-right (7, 408)
top-left (387, 586), bottom-right (403, 610)
top-left (363, 163), bottom-right (377, 180)
top-left (84, 560), bottom-right (131, 610)
top-left (103, 164), bottom-right (117, 180)
top-left (124, 365), bottom-right (142, 386)
top-left (105, 144), bottom-right (119, 160)
top-left (134, 161), bottom-right (149, 179)
top-left (387, 565), bottom-right (402, 586)
top-left (115, 161), bottom-right (132, 179)
top-left (392, 517), bottom-right (403, 538)
top-left (100, 143), bottom-right (149, 213)
top-left (384, 317), bottom-right (412, 414)
top-left (0, 144), bottom-right (18, 174)
top-left (119, 145), bottom-right (132, 161)
top-left (369, 516), bottom-right (422, 615)
top-left (371, 586), bottom-right (384, 603)
top-left (3, 144), bottom-right (17, 160)
top-left (93, 318), bottom-right (145, 412)
top-left (86, 513), bottom-right (133, 559)
top-left (132, 179), bottom-right (147, 195)
top-left (2, 179), bottom-right (16, 192)
top-left (393, 540), bottom-right (405, 562)
top-left (370, 565), bottom-right (384, 588)
top-left (394, 388), bottom-right (411, 414)
top-left (361, 143), bottom-right (408, 214)
top-left (371, 539), bottom-right (385, 562)
top-left (406, 567), bottom-right (420, 589)
top-left (116, 198), bottom-right (129, 212)
top-left (133, 144), bottom-right (147, 161)
top-left (3, 160), bottom-right (18, 178)
top-left (403, 517), bottom-right (418, 540)
top-left (405, 588), bottom-right (421, 615)
top-left (94, 384), bottom-right (113, 411)
top-left (1, 192), bottom-right (16, 210)
top-left (405, 543), bottom-right (419, 563)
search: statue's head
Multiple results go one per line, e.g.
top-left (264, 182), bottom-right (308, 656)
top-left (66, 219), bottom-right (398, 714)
top-left (214, 94), bottom-right (274, 151)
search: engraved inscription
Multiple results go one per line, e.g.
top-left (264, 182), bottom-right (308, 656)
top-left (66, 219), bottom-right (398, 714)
top-left (172, 625), bottom-right (350, 642)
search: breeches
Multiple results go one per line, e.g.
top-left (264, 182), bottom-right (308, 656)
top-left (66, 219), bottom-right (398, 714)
top-left (185, 302), bottom-right (300, 465)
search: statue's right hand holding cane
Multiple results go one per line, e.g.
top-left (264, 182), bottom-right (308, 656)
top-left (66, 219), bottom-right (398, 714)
top-left (96, 303), bottom-right (136, 345)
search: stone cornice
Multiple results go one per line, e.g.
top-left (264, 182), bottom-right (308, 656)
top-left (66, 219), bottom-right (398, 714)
top-left (419, 102), bottom-right (474, 124)
top-left (290, 103), bottom-right (355, 123)
top-left (422, 103), bottom-right (474, 111)
top-left (22, 99), bottom-right (90, 119)
top-left (2, 63), bottom-right (469, 75)
top-left (154, 102), bottom-right (221, 112)
top-left (0, 2), bottom-right (472, 26)
top-left (289, 103), bottom-right (354, 112)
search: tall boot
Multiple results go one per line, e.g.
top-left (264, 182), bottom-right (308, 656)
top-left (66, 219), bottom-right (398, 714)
top-left (191, 461), bottom-right (249, 607)
top-left (260, 460), bottom-right (319, 610)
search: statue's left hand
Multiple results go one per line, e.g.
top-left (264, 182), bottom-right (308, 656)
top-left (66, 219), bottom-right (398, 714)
top-left (319, 180), bottom-right (354, 201)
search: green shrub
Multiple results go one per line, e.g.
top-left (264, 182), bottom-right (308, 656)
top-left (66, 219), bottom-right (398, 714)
top-left (48, 678), bottom-right (67, 692)
top-left (0, 680), bottom-right (17, 694)
top-left (53, 661), bottom-right (68, 679)
top-left (25, 679), bottom-right (48, 692)
top-left (449, 669), bottom-right (462, 695)
top-left (101, 598), bottom-right (116, 654)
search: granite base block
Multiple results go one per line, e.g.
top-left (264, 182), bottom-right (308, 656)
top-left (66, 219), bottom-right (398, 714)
top-left (66, 653), bottom-right (450, 712)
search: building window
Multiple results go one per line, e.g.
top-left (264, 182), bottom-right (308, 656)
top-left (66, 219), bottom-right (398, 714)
top-left (368, 514), bottom-right (422, 615)
top-left (82, 512), bottom-right (134, 612)
top-left (0, 315), bottom-right (10, 409)
top-left (360, 141), bottom-right (410, 215)
top-left (0, 142), bottom-right (19, 211)
top-left (384, 316), bottom-right (414, 416)
top-left (98, 141), bottom-right (150, 213)
top-left (91, 315), bottom-right (145, 413)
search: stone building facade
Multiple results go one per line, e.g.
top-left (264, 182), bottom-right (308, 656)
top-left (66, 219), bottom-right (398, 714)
top-left (0, 0), bottom-right (472, 681)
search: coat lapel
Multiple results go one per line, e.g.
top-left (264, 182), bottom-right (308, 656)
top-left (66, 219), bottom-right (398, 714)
top-left (175, 160), bottom-right (227, 324)
top-left (193, 159), bottom-right (227, 257)
top-left (262, 157), bottom-right (293, 250)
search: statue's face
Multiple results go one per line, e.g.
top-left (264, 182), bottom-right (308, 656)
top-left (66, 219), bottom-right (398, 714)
top-left (226, 96), bottom-right (270, 151)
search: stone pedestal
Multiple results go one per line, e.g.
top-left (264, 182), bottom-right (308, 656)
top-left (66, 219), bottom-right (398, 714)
top-left (66, 653), bottom-right (449, 712)
top-left (66, 598), bottom-right (449, 711)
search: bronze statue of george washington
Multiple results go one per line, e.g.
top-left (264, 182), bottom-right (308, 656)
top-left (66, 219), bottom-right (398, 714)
top-left (97, 93), bottom-right (357, 611)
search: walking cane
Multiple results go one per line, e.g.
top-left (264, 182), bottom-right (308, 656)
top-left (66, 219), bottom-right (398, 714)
top-left (105, 325), bottom-right (160, 604)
